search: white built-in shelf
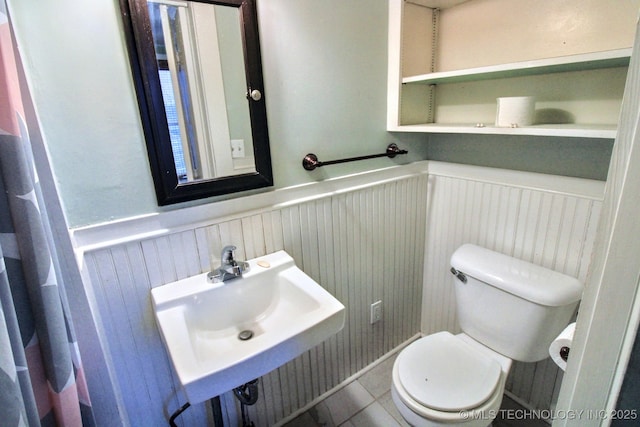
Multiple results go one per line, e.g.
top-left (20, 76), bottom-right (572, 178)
top-left (392, 49), bottom-right (630, 138)
top-left (388, 0), bottom-right (635, 139)
top-left (402, 49), bottom-right (632, 85)
top-left (389, 123), bottom-right (618, 139)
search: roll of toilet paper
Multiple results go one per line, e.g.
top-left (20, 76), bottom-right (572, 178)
top-left (549, 323), bottom-right (576, 371)
top-left (495, 96), bottom-right (535, 127)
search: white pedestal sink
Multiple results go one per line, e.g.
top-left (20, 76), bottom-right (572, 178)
top-left (151, 250), bottom-right (345, 403)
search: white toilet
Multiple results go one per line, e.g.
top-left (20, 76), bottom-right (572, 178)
top-left (392, 244), bottom-right (583, 427)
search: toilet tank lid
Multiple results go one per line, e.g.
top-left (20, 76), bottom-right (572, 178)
top-left (451, 244), bottom-right (584, 307)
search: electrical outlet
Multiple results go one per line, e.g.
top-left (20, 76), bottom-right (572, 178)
top-left (370, 300), bottom-right (382, 324)
top-left (231, 139), bottom-right (245, 158)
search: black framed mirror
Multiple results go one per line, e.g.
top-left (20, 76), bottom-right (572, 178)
top-left (120, 0), bottom-right (273, 205)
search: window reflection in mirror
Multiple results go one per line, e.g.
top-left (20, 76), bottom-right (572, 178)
top-left (148, 0), bottom-right (255, 183)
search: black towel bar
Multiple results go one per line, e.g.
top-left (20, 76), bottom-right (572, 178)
top-left (302, 143), bottom-right (408, 171)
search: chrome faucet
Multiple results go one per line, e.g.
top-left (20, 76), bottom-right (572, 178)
top-left (207, 245), bottom-right (250, 283)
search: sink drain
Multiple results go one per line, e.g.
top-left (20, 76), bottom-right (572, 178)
top-left (238, 330), bottom-right (254, 341)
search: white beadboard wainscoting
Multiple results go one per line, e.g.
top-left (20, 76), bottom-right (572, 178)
top-left (76, 163), bottom-right (428, 426)
top-left (72, 161), bottom-right (605, 426)
top-left (422, 162), bottom-right (604, 413)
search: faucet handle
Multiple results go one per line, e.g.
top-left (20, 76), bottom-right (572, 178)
top-left (221, 245), bottom-right (237, 263)
top-left (208, 245), bottom-right (249, 283)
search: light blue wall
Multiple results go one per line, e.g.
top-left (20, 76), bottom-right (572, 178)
top-left (257, 1), bottom-right (424, 185)
top-left (8, 0), bottom-right (157, 227)
top-left (8, 0), bottom-right (614, 228)
top-left (8, 0), bottom-right (426, 228)
top-left (426, 134), bottom-right (613, 181)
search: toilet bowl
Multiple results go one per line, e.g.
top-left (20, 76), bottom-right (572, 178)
top-left (392, 332), bottom-right (511, 427)
top-left (391, 244), bottom-right (583, 426)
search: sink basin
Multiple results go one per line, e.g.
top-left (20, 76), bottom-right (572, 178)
top-left (151, 250), bottom-right (345, 403)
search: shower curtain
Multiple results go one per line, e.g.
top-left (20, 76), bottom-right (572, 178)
top-left (0, 3), bottom-right (95, 426)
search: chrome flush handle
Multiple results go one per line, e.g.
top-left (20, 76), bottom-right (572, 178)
top-left (450, 267), bottom-right (467, 284)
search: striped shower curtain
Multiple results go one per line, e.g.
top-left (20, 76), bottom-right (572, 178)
top-left (0, 3), bottom-right (95, 426)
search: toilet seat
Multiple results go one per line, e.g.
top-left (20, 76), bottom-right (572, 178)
top-left (392, 332), bottom-right (512, 426)
top-left (396, 332), bottom-right (502, 411)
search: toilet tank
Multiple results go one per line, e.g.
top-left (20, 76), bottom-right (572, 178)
top-left (450, 244), bottom-right (583, 362)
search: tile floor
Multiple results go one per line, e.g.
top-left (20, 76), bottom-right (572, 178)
top-left (282, 353), bottom-right (549, 427)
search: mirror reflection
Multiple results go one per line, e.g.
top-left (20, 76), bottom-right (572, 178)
top-left (120, 0), bottom-right (273, 205)
top-left (147, 0), bottom-right (255, 182)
